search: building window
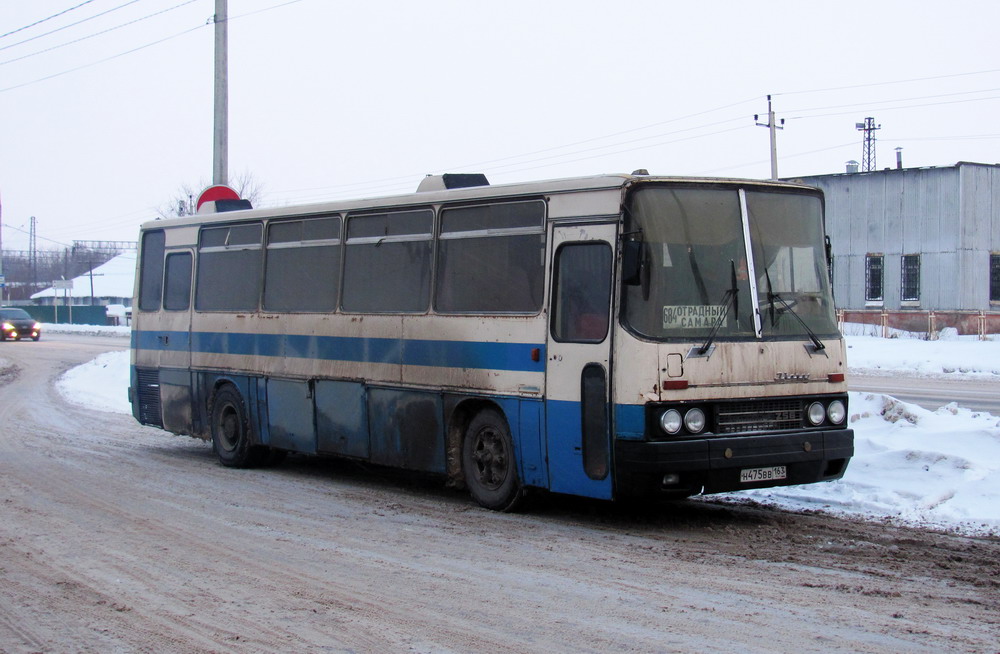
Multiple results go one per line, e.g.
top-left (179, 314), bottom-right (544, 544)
top-left (900, 254), bottom-right (920, 303)
top-left (991, 254), bottom-right (1000, 303)
top-left (865, 254), bottom-right (884, 302)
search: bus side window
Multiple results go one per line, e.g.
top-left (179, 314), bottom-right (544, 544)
top-left (163, 252), bottom-right (193, 311)
top-left (264, 216), bottom-right (341, 312)
top-left (138, 230), bottom-right (166, 312)
top-left (551, 242), bottom-right (613, 342)
top-left (342, 209), bottom-right (433, 313)
top-left (195, 224), bottom-right (263, 312)
top-left (435, 200), bottom-right (546, 314)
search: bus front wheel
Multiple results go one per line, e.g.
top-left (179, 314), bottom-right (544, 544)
top-left (462, 408), bottom-right (523, 512)
top-left (211, 385), bottom-right (257, 468)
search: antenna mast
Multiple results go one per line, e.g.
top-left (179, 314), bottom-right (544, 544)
top-left (856, 117), bottom-right (881, 172)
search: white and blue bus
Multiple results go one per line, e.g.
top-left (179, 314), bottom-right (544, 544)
top-left (130, 173), bottom-right (853, 511)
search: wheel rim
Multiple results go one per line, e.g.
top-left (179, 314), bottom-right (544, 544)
top-left (217, 404), bottom-right (241, 453)
top-left (470, 425), bottom-right (508, 490)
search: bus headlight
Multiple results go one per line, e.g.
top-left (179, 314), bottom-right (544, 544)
top-left (660, 409), bottom-right (682, 435)
top-left (807, 402), bottom-right (826, 426)
top-left (827, 400), bottom-right (846, 425)
top-left (684, 408), bottom-right (706, 434)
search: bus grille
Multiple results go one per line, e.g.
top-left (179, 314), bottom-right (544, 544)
top-left (715, 399), bottom-right (802, 434)
top-left (136, 368), bottom-right (163, 428)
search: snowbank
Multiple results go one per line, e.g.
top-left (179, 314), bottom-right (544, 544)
top-left (846, 333), bottom-right (1000, 378)
top-left (719, 392), bottom-right (1000, 536)
top-left (42, 322), bottom-right (131, 339)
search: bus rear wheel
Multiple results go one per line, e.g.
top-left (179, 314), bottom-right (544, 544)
top-left (211, 385), bottom-right (258, 468)
top-left (462, 408), bottom-right (523, 511)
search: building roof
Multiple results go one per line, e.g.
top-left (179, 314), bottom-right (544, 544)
top-left (789, 161), bottom-right (1000, 182)
top-left (31, 252), bottom-right (136, 300)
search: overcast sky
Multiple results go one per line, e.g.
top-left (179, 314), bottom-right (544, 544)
top-left (1, 0), bottom-right (997, 252)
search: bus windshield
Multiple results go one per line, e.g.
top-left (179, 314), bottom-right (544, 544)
top-left (622, 185), bottom-right (839, 341)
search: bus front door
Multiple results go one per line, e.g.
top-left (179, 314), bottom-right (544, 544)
top-left (156, 249), bottom-right (195, 435)
top-left (545, 223), bottom-right (616, 500)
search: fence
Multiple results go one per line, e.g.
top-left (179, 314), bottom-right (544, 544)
top-left (837, 309), bottom-right (999, 340)
top-left (19, 305), bottom-right (110, 326)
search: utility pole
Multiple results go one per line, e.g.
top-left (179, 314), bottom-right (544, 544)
top-left (754, 94), bottom-right (784, 180)
top-left (213, 0), bottom-right (228, 186)
top-left (0, 191), bottom-right (7, 303)
top-left (856, 117), bottom-right (880, 172)
top-left (0, 191), bottom-right (4, 303)
top-left (29, 216), bottom-right (37, 289)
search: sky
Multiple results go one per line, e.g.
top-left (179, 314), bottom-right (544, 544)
top-left (1, 0), bottom-right (999, 252)
top-left (45, 325), bottom-right (1000, 536)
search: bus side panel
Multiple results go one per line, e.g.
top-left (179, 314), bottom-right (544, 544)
top-left (368, 388), bottom-right (445, 473)
top-left (265, 378), bottom-right (318, 455)
top-left (517, 399), bottom-right (547, 489)
top-left (545, 399), bottom-right (613, 500)
top-left (159, 368), bottom-right (194, 436)
top-left (490, 397), bottom-right (547, 490)
top-left (315, 380), bottom-right (369, 458)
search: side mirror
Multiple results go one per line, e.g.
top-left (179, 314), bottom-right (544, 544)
top-left (622, 240), bottom-right (643, 286)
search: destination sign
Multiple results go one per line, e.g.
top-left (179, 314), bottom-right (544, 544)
top-left (663, 305), bottom-right (726, 329)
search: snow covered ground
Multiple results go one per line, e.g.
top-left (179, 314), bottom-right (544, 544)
top-left (38, 322), bottom-right (1000, 537)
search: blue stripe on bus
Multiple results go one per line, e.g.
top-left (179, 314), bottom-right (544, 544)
top-left (132, 329), bottom-right (545, 373)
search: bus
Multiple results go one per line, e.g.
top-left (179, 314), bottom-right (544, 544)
top-left (129, 172), bottom-right (853, 511)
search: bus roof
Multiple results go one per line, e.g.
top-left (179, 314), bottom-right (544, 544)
top-left (140, 173), bottom-right (819, 232)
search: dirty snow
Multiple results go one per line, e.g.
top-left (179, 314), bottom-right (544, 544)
top-left (50, 323), bottom-right (1000, 536)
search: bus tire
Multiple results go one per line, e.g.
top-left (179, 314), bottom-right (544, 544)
top-left (210, 385), bottom-right (257, 468)
top-left (462, 407), bottom-right (523, 511)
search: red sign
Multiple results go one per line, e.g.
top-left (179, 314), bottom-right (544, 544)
top-left (197, 185), bottom-right (241, 211)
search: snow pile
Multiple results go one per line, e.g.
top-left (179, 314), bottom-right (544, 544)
top-left (722, 391), bottom-right (1000, 536)
top-left (43, 322), bottom-right (131, 338)
top-left (56, 350), bottom-right (132, 414)
top-left (844, 323), bottom-right (1000, 378)
top-left (55, 336), bottom-right (1000, 536)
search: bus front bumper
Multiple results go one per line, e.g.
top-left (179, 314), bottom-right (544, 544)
top-left (614, 428), bottom-right (854, 497)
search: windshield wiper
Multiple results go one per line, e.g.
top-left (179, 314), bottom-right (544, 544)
top-left (696, 260), bottom-right (739, 356)
top-left (762, 267), bottom-right (825, 352)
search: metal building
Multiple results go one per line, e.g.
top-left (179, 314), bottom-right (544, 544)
top-left (788, 162), bottom-right (1000, 335)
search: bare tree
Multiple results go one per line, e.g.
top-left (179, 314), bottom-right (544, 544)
top-left (156, 169), bottom-right (265, 218)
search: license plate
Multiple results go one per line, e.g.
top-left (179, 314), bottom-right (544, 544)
top-left (740, 465), bottom-right (787, 483)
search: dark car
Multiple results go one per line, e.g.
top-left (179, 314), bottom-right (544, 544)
top-left (0, 308), bottom-right (41, 341)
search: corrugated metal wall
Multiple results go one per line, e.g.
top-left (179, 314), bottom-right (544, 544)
top-left (791, 163), bottom-right (1000, 311)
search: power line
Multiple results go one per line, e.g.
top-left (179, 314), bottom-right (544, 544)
top-left (0, 223), bottom-right (73, 248)
top-left (776, 68), bottom-right (1000, 97)
top-left (784, 87), bottom-right (1000, 118)
top-left (0, 0), bottom-right (311, 93)
top-left (267, 98), bottom-right (760, 201)
top-left (0, 0), bottom-right (99, 40)
top-left (696, 141), bottom-right (858, 175)
top-left (229, 0), bottom-right (308, 22)
top-left (443, 96), bottom-right (759, 172)
top-left (0, 0), bottom-right (144, 53)
top-left (0, 23), bottom-right (204, 93)
top-left (276, 121), bottom-right (755, 205)
top-left (0, 0), bottom-right (200, 67)
top-left (784, 94), bottom-right (1000, 121)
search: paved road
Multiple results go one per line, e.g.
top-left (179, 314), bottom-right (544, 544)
top-left (0, 333), bottom-right (997, 652)
top-left (850, 373), bottom-right (1000, 414)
